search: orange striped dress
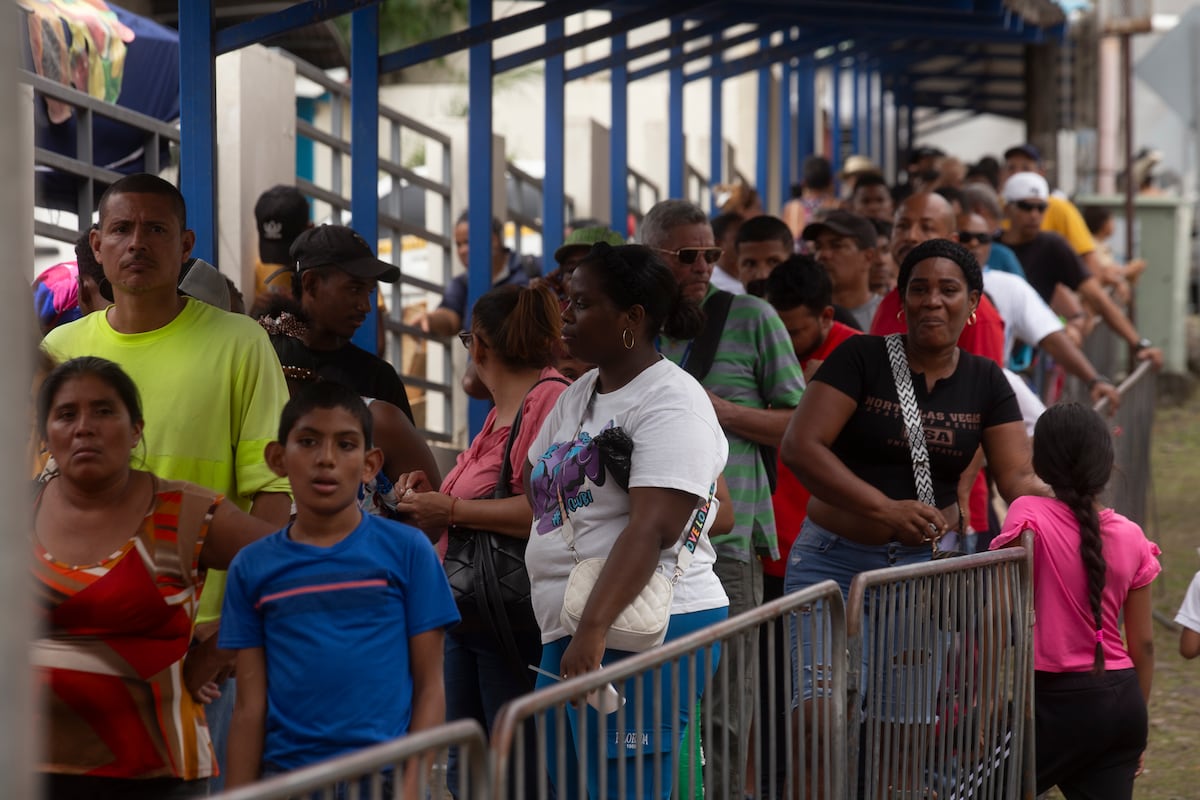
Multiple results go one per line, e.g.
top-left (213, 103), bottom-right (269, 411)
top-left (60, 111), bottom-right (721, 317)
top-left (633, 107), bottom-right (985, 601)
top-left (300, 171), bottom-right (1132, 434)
top-left (33, 478), bottom-right (222, 779)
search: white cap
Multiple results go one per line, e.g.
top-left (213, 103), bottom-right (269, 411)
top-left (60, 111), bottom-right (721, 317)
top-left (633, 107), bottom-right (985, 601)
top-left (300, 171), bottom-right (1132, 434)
top-left (1002, 172), bottom-right (1050, 203)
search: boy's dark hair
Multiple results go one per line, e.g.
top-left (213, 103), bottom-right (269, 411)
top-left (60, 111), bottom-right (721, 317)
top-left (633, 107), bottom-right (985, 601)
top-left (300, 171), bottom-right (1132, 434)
top-left (803, 156), bottom-right (833, 191)
top-left (735, 215), bottom-right (794, 252)
top-left (710, 212), bottom-right (743, 242)
top-left (764, 254), bottom-right (831, 315)
top-left (851, 172), bottom-right (889, 195)
top-left (1082, 206), bottom-right (1112, 236)
top-left (1032, 402), bottom-right (1115, 674)
top-left (278, 381), bottom-right (374, 448)
top-left (98, 173), bottom-right (187, 228)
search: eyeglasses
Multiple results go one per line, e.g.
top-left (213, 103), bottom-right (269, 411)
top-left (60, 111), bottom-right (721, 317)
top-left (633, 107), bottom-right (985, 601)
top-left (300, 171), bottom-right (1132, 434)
top-left (654, 247), bottom-right (723, 265)
top-left (457, 331), bottom-right (474, 349)
top-left (1014, 200), bottom-right (1048, 213)
top-left (957, 232), bottom-right (992, 245)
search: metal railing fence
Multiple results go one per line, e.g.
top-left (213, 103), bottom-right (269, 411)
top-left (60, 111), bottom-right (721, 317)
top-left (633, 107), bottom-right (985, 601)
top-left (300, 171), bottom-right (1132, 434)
top-left (19, 68), bottom-right (180, 244)
top-left (1093, 359), bottom-right (1155, 527)
top-left (846, 542), bottom-right (1035, 800)
top-left (489, 580), bottom-right (848, 800)
top-left (684, 163), bottom-right (710, 214)
top-left (626, 166), bottom-right (661, 225)
top-left (215, 719), bottom-right (487, 800)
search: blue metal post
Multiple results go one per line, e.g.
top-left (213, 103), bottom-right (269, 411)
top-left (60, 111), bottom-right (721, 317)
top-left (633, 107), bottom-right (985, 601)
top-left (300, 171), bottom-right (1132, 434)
top-left (779, 55), bottom-right (794, 211)
top-left (710, 31), bottom-right (723, 210)
top-left (755, 35), bottom-right (771, 200)
top-left (863, 63), bottom-right (873, 161)
top-left (850, 58), bottom-right (860, 159)
top-left (468, 0), bottom-right (493, 436)
top-left (178, 0), bottom-right (217, 264)
top-left (610, 33), bottom-right (628, 234)
top-left (350, 7), bottom-right (380, 353)
top-left (796, 57), bottom-right (815, 166)
top-left (544, 18), bottom-right (565, 263)
top-left (874, 68), bottom-right (884, 164)
top-left (830, 60), bottom-right (841, 175)
top-left (668, 18), bottom-right (685, 200)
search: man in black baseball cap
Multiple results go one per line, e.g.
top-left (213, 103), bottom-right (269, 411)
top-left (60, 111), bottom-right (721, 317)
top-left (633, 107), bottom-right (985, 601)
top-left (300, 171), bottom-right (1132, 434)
top-left (280, 224), bottom-right (413, 417)
top-left (252, 185), bottom-right (311, 314)
top-left (802, 209), bottom-right (881, 330)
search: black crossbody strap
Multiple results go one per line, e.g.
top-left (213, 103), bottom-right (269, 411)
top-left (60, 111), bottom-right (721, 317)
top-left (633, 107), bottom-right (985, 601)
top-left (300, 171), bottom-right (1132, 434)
top-left (684, 290), bottom-right (735, 380)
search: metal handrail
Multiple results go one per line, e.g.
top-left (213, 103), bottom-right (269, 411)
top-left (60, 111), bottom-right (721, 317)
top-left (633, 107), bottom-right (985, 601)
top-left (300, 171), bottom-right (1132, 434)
top-left (214, 719), bottom-right (488, 799)
top-left (1092, 357), bottom-right (1153, 415)
top-left (19, 69), bottom-right (181, 140)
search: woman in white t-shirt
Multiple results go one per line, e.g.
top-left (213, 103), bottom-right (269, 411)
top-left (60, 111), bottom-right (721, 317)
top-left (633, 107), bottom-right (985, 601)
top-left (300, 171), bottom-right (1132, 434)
top-left (524, 242), bottom-right (730, 799)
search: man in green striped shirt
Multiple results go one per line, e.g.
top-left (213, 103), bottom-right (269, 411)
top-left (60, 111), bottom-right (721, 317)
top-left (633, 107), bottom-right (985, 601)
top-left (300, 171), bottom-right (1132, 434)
top-left (641, 199), bottom-right (806, 798)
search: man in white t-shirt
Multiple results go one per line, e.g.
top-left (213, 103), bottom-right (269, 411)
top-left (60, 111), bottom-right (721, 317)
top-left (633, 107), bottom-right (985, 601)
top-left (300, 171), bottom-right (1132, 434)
top-left (958, 213), bottom-right (1121, 409)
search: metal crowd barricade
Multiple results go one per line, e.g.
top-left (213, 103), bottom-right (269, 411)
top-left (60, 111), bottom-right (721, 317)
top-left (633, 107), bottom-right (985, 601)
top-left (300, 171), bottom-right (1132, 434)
top-left (489, 580), bottom-right (847, 800)
top-left (846, 541), bottom-right (1035, 800)
top-left (214, 719), bottom-right (487, 800)
top-left (1093, 359), bottom-right (1155, 526)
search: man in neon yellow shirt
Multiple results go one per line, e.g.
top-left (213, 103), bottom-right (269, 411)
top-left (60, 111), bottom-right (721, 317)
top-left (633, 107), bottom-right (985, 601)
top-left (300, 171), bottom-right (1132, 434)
top-left (42, 173), bottom-right (292, 788)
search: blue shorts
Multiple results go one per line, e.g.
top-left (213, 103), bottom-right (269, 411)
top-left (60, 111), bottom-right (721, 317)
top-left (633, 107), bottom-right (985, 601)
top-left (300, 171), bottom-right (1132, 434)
top-left (784, 518), bottom-right (944, 723)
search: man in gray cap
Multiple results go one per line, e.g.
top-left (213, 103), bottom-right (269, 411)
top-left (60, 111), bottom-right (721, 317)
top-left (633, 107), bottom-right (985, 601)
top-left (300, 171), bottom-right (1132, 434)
top-left (286, 224), bottom-right (414, 418)
top-left (802, 209), bottom-right (882, 331)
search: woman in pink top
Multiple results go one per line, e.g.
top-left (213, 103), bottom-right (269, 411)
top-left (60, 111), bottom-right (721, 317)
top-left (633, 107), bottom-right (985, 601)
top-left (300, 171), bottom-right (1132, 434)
top-left (395, 283), bottom-right (568, 799)
top-left (991, 402), bottom-right (1159, 800)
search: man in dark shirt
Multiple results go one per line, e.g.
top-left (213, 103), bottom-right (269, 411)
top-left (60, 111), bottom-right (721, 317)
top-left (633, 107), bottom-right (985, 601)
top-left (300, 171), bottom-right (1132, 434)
top-left (289, 224), bottom-right (415, 419)
top-left (999, 173), bottom-right (1162, 369)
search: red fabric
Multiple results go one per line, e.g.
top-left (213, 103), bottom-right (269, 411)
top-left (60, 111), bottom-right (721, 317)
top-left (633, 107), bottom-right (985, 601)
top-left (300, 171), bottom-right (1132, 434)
top-left (869, 290), bottom-right (1003, 532)
top-left (764, 321), bottom-right (861, 577)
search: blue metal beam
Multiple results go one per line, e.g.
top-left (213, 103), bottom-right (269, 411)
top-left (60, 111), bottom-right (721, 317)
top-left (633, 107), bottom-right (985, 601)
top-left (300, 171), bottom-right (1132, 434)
top-left (610, 34), bottom-right (629, 232)
top-left (850, 57), bottom-right (861, 158)
top-left (380, 0), bottom-right (597, 74)
top-left (178, 0), bottom-right (217, 265)
top-left (710, 32), bottom-right (723, 208)
top-left (216, 0), bottom-right (378, 54)
top-left (565, 15), bottom-right (737, 83)
top-left (630, 24), bottom-right (782, 83)
top-left (491, 0), bottom-right (714, 75)
top-left (830, 59), bottom-right (841, 174)
top-left (681, 31), bottom-right (833, 84)
top-left (544, 17), bottom-right (565, 265)
top-left (796, 56), bottom-right (815, 168)
top-left (467, 0), bottom-right (492, 437)
top-left (778, 51), bottom-right (793, 210)
top-left (668, 19), bottom-right (685, 200)
top-left (755, 35), bottom-right (771, 200)
top-left (349, 6), bottom-right (380, 353)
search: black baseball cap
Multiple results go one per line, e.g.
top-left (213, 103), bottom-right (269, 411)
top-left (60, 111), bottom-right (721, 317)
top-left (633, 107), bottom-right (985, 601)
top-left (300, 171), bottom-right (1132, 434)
top-left (801, 210), bottom-right (878, 250)
top-left (255, 185), bottom-right (310, 264)
top-left (289, 225), bottom-right (400, 282)
top-left (907, 145), bottom-right (945, 165)
top-left (1003, 143), bottom-right (1042, 164)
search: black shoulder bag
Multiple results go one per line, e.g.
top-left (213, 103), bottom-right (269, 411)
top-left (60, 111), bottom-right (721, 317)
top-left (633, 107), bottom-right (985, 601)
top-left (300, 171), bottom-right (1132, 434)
top-left (442, 376), bottom-right (568, 681)
top-left (684, 291), bottom-right (779, 493)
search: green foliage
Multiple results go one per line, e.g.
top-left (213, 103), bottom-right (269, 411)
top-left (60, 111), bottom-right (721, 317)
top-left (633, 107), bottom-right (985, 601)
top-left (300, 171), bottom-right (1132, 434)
top-left (336, 0), bottom-right (468, 54)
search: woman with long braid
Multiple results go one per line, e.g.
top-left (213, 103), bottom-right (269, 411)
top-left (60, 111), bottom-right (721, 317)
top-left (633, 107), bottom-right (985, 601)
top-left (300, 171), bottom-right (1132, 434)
top-left (991, 402), bottom-right (1159, 799)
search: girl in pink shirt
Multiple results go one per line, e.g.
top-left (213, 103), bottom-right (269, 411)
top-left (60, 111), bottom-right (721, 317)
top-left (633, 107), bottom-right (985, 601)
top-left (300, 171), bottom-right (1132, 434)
top-left (991, 402), bottom-right (1158, 800)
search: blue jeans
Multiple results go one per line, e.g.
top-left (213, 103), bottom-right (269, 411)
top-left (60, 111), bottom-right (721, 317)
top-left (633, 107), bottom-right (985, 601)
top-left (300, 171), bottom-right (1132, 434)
top-left (205, 677), bottom-right (236, 793)
top-left (537, 607), bottom-right (727, 800)
top-left (784, 518), bottom-right (941, 722)
top-left (444, 627), bottom-right (543, 799)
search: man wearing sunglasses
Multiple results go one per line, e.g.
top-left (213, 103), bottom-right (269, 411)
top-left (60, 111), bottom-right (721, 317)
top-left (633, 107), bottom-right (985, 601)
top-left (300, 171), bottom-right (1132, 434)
top-left (1000, 173), bottom-right (1163, 370)
top-left (641, 198), bottom-right (806, 800)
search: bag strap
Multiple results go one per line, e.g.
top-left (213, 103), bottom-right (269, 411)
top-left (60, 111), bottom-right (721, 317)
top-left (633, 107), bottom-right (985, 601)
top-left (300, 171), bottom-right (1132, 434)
top-left (492, 375), bottom-right (570, 500)
top-left (477, 374), bottom-right (568, 686)
top-left (683, 290), bottom-right (735, 380)
top-left (883, 334), bottom-right (937, 508)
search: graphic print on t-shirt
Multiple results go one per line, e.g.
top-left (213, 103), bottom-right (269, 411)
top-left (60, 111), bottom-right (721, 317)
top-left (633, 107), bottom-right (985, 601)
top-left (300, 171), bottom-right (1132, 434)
top-left (858, 393), bottom-right (982, 464)
top-left (529, 422), bottom-right (615, 535)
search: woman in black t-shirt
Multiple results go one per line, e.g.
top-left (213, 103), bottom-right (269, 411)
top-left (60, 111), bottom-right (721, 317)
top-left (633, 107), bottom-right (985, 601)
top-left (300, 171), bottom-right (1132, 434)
top-left (779, 239), bottom-right (1045, 795)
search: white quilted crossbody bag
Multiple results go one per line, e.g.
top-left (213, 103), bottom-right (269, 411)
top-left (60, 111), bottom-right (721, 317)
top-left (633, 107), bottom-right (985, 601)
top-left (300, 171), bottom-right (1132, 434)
top-left (559, 485), bottom-right (718, 652)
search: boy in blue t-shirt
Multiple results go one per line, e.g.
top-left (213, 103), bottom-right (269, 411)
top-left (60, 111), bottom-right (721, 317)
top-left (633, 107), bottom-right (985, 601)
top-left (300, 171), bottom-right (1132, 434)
top-left (220, 382), bottom-right (460, 791)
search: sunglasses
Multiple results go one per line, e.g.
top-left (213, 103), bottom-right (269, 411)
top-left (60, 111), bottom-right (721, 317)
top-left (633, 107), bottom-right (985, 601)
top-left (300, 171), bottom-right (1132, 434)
top-left (457, 331), bottom-right (474, 349)
top-left (654, 246), bottom-right (722, 265)
top-left (1014, 200), bottom-right (1048, 213)
top-left (957, 232), bottom-right (992, 245)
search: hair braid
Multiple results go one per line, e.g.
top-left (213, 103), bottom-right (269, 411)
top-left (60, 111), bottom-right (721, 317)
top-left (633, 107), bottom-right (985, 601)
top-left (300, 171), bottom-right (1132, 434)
top-left (1057, 485), bottom-right (1107, 673)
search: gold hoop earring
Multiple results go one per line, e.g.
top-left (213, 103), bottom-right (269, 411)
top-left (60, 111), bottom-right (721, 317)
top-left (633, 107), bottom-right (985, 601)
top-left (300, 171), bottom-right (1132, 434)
top-left (622, 328), bottom-right (635, 349)
top-left (896, 309), bottom-right (904, 321)
top-left (968, 311), bottom-right (978, 326)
